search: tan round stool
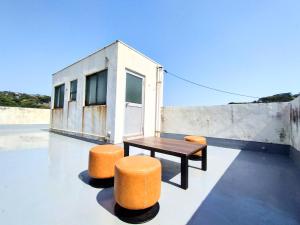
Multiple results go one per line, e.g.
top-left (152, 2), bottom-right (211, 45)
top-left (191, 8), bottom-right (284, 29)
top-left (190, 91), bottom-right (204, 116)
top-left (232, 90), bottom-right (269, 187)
top-left (88, 145), bottom-right (124, 179)
top-left (184, 135), bottom-right (207, 157)
top-left (114, 155), bottom-right (161, 223)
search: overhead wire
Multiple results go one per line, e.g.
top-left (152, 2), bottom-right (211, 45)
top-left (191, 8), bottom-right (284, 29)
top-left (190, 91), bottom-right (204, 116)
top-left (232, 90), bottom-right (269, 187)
top-left (164, 70), bottom-right (259, 99)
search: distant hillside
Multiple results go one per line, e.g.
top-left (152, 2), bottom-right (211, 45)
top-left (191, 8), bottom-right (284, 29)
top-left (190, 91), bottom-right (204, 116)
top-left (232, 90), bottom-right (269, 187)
top-left (229, 92), bottom-right (299, 104)
top-left (0, 91), bottom-right (51, 109)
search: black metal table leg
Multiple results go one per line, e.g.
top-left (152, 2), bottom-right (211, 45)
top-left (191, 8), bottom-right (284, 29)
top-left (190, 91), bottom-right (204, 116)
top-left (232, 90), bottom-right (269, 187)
top-left (202, 146), bottom-right (207, 171)
top-left (151, 151), bottom-right (155, 157)
top-left (124, 143), bottom-right (129, 156)
top-left (181, 156), bottom-right (188, 189)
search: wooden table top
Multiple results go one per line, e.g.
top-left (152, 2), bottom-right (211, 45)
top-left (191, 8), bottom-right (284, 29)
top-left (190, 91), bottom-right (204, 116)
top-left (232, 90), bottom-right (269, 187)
top-left (124, 137), bottom-right (207, 157)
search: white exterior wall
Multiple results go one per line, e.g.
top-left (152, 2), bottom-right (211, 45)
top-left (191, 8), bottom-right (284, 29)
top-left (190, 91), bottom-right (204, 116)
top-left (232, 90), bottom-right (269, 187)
top-left (161, 102), bottom-right (291, 145)
top-left (113, 42), bottom-right (163, 144)
top-left (0, 107), bottom-right (50, 124)
top-left (290, 96), bottom-right (300, 151)
top-left (51, 41), bottom-right (163, 144)
top-left (51, 42), bottom-right (118, 140)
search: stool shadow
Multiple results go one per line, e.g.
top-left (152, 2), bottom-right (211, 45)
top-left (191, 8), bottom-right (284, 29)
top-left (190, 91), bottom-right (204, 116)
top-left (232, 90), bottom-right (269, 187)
top-left (95, 157), bottom-right (201, 216)
top-left (95, 156), bottom-right (182, 216)
top-left (96, 188), bottom-right (161, 222)
top-left (78, 170), bottom-right (114, 188)
top-left (96, 188), bottom-right (116, 216)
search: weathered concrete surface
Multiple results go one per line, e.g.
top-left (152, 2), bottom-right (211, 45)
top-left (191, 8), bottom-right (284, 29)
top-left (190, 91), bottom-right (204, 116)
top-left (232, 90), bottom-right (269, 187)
top-left (161, 103), bottom-right (291, 145)
top-left (0, 125), bottom-right (49, 151)
top-left (290, 96), bottom-right (300, 151)
top-left (0, 125), bottom-right (240, 225)
top-left (81, 105), bottom-right (106, 136)
top-left (0, 106), bottom-right (50, 124)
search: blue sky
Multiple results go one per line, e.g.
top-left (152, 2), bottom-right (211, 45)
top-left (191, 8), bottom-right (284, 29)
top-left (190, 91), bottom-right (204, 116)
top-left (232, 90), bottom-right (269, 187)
top-left (0, 0), bottom-right (299, 106)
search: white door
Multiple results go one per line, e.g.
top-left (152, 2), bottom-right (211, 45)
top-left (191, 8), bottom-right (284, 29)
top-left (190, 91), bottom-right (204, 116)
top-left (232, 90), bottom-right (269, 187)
top-left (124, 71), bottom-right (144, 137)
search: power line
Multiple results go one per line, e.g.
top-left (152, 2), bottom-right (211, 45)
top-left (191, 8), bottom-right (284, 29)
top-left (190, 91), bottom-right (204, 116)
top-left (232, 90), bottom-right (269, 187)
top-left (164, 70), bottom-right (259, 99)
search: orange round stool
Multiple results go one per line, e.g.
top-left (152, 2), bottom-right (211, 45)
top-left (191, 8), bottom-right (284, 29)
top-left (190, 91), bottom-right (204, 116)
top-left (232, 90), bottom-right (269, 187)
top-left (114, 155), bottom-right (161, 223)
top-left (88, 145), bottom-right (124, 179)
top-left (184, 135), bottom-right (207, 157)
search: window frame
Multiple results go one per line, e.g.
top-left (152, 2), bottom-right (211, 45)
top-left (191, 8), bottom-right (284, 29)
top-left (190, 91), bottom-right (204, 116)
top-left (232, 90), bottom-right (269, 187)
top-left (69, 79), bottom-right (77, 102)
top-left (125, 71), bottom-right (144, 106)
top-left (85, 69), bottom-right (108, 106)
top-left (54, 84), bottom-right (65, 109)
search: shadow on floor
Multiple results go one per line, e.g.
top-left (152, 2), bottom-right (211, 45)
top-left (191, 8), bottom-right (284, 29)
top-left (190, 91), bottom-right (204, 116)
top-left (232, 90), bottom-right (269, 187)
top-left (186, 151), bottom-right (300, 225)
top-left (78, 170), bottom-right (114, 188)
top-left (90, 153), bottom-right (203, 217)
top-left (128, 152), bottom-right (186, 187)
top-left (96, 156), bottom-right (184, 215)
top-left (96, 187), bottom-right (116, 216)
top-left (160, 155), bottom-right (202, 187)
top-left (159, 157), bottom-right (182, 188)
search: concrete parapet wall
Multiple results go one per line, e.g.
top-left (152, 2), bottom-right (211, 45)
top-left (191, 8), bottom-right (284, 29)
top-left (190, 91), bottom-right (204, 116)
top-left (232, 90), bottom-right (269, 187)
top-left (0, 106), bottom-right (50, 124)
top-left (290, 96), bottom-right (300, 151)
top-left (161, 102), bottom-right (291, 145)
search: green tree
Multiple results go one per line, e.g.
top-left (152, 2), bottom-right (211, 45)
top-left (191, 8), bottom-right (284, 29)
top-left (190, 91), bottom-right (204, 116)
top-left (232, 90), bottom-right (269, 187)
top-left (0, 91), bottom-right (51, 108)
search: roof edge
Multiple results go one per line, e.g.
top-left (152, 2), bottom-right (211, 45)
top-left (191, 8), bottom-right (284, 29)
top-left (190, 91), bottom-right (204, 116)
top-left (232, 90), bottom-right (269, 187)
top-left (52, 40), bottom-right (162, 76)
top-left (117, 40), bottom-right (162, 66)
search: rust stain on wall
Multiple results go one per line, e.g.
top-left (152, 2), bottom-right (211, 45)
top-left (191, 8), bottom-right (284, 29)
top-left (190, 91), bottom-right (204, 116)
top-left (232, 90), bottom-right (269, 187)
top-left (290, 105), bottom-right (300, 130)
top-left (52, 108), bottom-right (63, 129)
top-left (81, 106), bottom-right (85, 133)
top-left (278, 128), bottom-right (287, 142)
top-left (91, 106), bottom-right (95, 133)
top-left (67, 101), bottom-right (70, 129)
top-left (276, 111), bottom-right (282, 119)
top-left (81, 105), bottom-right (107, 136)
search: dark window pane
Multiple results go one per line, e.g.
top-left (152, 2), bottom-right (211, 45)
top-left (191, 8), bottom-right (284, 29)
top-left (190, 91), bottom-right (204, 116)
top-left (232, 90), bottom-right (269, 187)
top-left (126, 73), bottom-right (143, 104)
top-left (85, 77), bottom-right (90, 105)
top-left (54, 87), bottom-right (59, 108)
top-left (54, 84), bottom-right (65, 108)
top-left (86, 74), bottom-right (97, 105)
top-left (85, 70), bottom-right (107, 106)
top-left (96, 70), bottom-right (107, 104)
top-left (59, 84), bottom-right (65, 108)
top-left (70, 93), bottom-right (75, 101)
top-left (70, 80), bottom-right (77, 101)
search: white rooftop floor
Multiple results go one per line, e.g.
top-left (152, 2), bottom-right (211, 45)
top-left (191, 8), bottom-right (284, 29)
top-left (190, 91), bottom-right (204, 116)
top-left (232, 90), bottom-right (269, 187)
top-left (0, 125), bottom-right (240, 225)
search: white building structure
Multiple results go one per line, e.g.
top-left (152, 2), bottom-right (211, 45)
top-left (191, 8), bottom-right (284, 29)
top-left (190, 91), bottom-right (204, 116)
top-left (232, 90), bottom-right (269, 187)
top-left (51, 40), bottom-right (164, 144)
